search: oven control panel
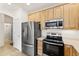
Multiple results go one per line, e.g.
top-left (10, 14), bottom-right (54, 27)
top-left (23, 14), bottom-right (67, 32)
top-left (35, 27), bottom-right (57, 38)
top-left (47, 32), bottom-right (62, 37)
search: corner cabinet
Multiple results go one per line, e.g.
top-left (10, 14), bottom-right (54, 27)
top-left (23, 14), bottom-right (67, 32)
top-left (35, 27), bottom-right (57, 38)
top-left (28, 12), bottom-right (41, 22)
top-left (28, 13), bottom-right (35, 21)
top-left (64, 44), bottom-right (79, 56)
top-left (64, 4), bottom-right (79, 30)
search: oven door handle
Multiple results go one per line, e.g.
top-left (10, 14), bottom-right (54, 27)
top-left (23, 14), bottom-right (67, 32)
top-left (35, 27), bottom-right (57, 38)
top-left (43, 41), bottom-right (63, 46)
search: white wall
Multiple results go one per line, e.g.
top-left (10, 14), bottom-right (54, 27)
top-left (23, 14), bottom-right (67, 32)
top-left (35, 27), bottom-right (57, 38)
top-left (0, 4), bottom-right (14, 47)
top-left (13, 8), bottom-right (28, 51)
top-left (0, 14), bottom-right (4, 47)
top-left (42, 29), bottom-right (62, 38)
top-left (62, 30), bottom-right (79, 40)
top-left (0, 4), bottom-right (28, 51)
top-left (4, 23), bottom-right (12, 43)
top-left (42, 29), bottom-right (79, 40)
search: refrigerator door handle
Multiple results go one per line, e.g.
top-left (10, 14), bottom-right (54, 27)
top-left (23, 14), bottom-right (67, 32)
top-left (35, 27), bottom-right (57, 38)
top-left (23, 43), bottom-right (34, 47)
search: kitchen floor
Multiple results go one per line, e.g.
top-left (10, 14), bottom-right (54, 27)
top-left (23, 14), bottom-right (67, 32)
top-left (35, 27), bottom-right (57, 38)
top-left (0, 39), bottom-right (26, 56)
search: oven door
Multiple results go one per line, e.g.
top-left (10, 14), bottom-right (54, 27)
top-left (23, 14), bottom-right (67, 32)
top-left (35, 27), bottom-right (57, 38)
top-left (43, 41), bottom-right (64, 56)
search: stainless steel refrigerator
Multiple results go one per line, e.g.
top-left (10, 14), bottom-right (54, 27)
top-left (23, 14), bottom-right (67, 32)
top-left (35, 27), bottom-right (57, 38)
top-left (22, 21), bottom-right (41, 56)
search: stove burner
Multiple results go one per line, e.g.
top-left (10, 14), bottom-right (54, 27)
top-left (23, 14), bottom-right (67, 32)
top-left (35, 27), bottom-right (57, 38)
top-left (44, 35), bottom-right (63, 44)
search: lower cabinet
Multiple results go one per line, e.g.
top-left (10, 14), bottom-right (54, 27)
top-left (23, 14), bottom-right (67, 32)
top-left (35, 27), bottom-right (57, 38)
top-left (72, 47), bottom-right (79, 56)
top-left (37, 42), bottom-right (79, 56)
top-left (37, 39), bottom-right (43, 56)
top-left (64, 44), bottom-right (79, 56)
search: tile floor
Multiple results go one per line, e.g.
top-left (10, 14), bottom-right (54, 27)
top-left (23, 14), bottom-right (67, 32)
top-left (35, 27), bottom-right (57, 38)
top-left (0, 39), bottom-right (26, 56)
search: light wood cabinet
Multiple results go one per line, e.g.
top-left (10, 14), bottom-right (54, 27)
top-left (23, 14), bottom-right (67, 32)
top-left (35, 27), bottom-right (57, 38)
top-left (37, 39), bottom-right (43, 56)
top-left (69, 4), bottom-right (79, 29)
top-left (28, 13), bottom-right (35, 21)
top-left (28, 12), bottom-right (41, 22)
top-left (64, 44), bottom-right (73, 56)
top-left (54, 5), bottom-right (64, 19)
top-left (64, 4), bottom-right (79, 29)
top-left (28, 13), bottom-right (37, 21)
top-left (40, 9), bottom-right (54, 29)
top-left (63, 4), bottom-right (70, 29)
top-left (40, 10), bottom-right (46, 30)
top-left (34, 12), bottom-right (41, 22)
top-left (48, 8), bottom-right (54, 20)
top-left (72, 47), bottom-right (79, 56)
top-left (64, 44), bottom-right (79, 56)
top-left (45, 9), bottom-right (49, 20)
top-left (28, 3), bottom-right (79, 30)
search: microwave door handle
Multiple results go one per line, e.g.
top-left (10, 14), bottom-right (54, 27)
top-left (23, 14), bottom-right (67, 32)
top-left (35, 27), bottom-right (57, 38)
top-left (44, 41), bottom-right (63, 46)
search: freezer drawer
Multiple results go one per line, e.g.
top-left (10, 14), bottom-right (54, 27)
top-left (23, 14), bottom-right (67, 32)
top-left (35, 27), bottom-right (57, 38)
top-left (22, 43), bottom-right (34, 56)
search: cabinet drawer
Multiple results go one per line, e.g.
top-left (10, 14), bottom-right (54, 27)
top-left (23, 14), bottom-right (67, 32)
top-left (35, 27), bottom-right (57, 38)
top-left (38, 46), bottom-right (43, 50)
top-left (37, 40), bottom-right (43, 49)
top-left (37, 42), bottom-right (42, 47)
top-left (38, 40), bottom-right (43, 44)
top-left (37, 49), bottom-right (43, 56)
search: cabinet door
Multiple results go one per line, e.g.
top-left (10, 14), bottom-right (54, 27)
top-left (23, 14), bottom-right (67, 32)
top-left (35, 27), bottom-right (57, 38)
top-left (72, 47), bottom-right (78, 56)
top-left (40, 10), bottom-right (46, 30)
top-left (37, 40), bottom-right (43, 50)
top-left (37, 40), bottom-right (43, 56)
top-left (64, 4), bottom-right (79, 29)
top-left (69, 4), bottom-right (79, 29)
top-left (28, 12), bottom-right (41, 22)
top-left (45, 9), bottom-right (49, 20)
top-left (28, 14), bottom-right (33, 21)
top-left (64, 44), bottom-right (73, 56)
top-left (48, 8), bottom-right (54, 20)
top-left (64, 4), bottom-right (70, 29)
top-left (54, 5), bottom-right (64, 19)
top-left (64, 44), bottom-right (71, 56)
top-left (34, 12), bottom-right (41, 22)
top-left (28, 13), bottom-right (35, 21)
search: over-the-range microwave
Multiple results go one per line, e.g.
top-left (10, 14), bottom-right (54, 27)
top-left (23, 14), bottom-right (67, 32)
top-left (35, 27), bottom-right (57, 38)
top-left (45, 19), bottom-right (63, 29)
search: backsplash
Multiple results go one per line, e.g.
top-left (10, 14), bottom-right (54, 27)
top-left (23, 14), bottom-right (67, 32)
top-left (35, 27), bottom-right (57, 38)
top-left (42, 29), bottom-right (62, 38)
top-left (62, 30), bottom-right (79, 40)
top-left (42, 29), bottom-right (79, 40)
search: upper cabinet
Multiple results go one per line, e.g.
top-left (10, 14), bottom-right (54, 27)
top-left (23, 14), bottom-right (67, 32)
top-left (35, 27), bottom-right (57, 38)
top-left (54, 5), bottom-right (64, 19)
top-left (28, 3), bottom-right (79, 30)
top-left (28, 12), bottom-right (41, 22)
top-left (40, 10), bottom-right (46, 29)
top-left (28, 13), bottom-right (35, 21)
top-left (40, 10), bottom-right (46, 20)
top-left (64, 4), bottom-right (79, 29)
top-left (64, 4), bottom-right (70, 29)
top-left (48, 8), bottom-right (54, 20)
top-left (34, 12), bottom-right (41, 22)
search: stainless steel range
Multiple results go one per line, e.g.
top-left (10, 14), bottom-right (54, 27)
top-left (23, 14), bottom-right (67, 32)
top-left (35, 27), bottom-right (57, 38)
top-left (43, 32), bottom-right (64, 56)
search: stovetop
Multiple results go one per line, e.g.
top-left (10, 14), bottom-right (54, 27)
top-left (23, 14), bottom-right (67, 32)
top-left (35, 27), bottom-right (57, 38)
top-left (44, 35), bottom-right (63, 44)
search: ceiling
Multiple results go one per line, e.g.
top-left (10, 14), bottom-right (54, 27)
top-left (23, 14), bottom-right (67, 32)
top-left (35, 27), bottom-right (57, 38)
top-left (0, 3), bottom-right (63, 14)
top-left (23, 3), bottom-right (63, 13)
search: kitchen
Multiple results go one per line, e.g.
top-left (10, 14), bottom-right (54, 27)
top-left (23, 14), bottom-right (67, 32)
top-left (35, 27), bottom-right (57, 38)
top-left (0, 3), bottom-right (79, 56)
top-left (26, 3), bottom-right (79, 56)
